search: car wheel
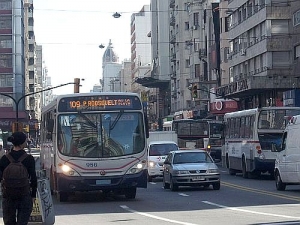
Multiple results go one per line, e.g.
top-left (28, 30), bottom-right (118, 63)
top-left (163, 176), bottom-right (170, 189)
top-left (170, 176), bottom-right (178, 191)
top-left (212, 182), bottom-right (221, 190)
top-left (275, 172), bottom-right (286, 191)
top-left (125, 187), bottom-right (137, 199)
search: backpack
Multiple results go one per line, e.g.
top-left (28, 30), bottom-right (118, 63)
top-left (1, 153), bottom-right (30, 199)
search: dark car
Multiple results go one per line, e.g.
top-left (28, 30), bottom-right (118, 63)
top-left (162, 149), bottom-right (220, 191)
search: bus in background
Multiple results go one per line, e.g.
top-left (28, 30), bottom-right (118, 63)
top-left (40, 92), bottom-right (149, 202)
top-left (172, 119), bottom-right (224, 160)
top-left (223, 107), bottom-right (300, 178)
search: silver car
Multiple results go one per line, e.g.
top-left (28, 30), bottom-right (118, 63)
top-left (162, 149), bottom-right (220, 191)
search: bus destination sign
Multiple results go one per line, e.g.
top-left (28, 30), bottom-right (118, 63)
top-left (58, 95), bottom-right (142, 112)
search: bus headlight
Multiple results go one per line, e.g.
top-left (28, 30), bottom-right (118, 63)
top-left (61, 164), bottom-right (79, 176)
top-left (126, 160), bottom-right (146, 174)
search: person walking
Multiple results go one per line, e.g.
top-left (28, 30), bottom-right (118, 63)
top-left (0, 132), bottom-right (37, 225)
top-left (27, 137), bottom-right (32, 154)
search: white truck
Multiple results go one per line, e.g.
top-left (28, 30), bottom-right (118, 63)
top-left (147, 131), bottom-right (179, 182)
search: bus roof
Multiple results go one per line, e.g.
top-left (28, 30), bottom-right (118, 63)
top-left (224, 107), bottom-right (300, 118)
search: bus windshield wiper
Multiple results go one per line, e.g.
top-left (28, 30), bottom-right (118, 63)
top-left (77, 108), bottom-right (96, 128)
top-left (109, 110), bottom-right (124, 130)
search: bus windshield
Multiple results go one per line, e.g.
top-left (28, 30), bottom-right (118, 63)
top-left (209, 122), bottom-right (223, 138)
top-left (258, 109), bottom-right (300, 129)
top-left (57, 112), bottom-right (145, 158)
top-left (258, 133), bottom-right (283, 151)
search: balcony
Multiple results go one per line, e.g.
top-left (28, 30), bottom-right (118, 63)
top-left (170, 53), bottom-right (176, 62)
top-left (170, 16), bottom-right (175, 26)
top-left (170, 34), bottom-right (176, 44)
top-left (216, 75), bottom-right (299, 99)
top-left (171, 71), bottom-right (176, 79)
top-left (170, 0), bottom-right (175, 8)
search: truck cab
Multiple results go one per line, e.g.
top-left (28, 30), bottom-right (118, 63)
top-left (275, 115), bottom-right (300, 191)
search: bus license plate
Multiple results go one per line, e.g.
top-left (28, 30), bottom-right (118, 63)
top-left (96, 180), bottom-right (111, 185)
top-left (192, 176), bottom-right (205, 181)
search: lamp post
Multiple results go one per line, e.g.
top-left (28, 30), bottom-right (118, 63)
top-left (0, 81), bottom-right (79, 130)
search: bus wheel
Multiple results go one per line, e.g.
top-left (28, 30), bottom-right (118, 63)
top-left (275, 172), bottom-right (286, 191)
top-left (57, 191), bottom-right (69, 202)
top-left (242, 159), bottom-right (249, 179)
top-left (125, 187), bottom-right (136, 199)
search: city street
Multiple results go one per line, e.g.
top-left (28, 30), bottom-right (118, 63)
top-left (2, 157), bottom-right (299, 225)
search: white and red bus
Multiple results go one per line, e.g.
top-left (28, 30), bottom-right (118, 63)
top-left (40, 92), bottom-right (149, 201)
top-left (223, 107), bottom-right (300, 178)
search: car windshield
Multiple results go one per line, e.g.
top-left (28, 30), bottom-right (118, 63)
top-left (149, 143), bottom-right (178, 156)
top-left (173, 152), bottom-right (213, 164)
top-left (57, 112), bottom-right (145, 158)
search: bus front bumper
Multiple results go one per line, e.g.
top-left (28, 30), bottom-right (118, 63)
top-left (56, 169), bottom-right (147, 192)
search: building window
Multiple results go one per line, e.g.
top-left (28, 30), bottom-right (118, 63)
top-left (271, 20), bottom-right (289, 34)
top-left (0, 1), bottom-right (12, 10)
top-left (0, 36), bottom-right (12, 48)
top-left (293, 10), bottom-right (300, 27)
top-left (185, 22), bottom-right (189, 30)
top-left (185, 59), bottom-right (190, 68)
top-left (295, 45), bottom-right (300, 59)
top-left (0, 16), bottom-right (12, 29)
top-left (0, 75), bottom-right (13, 87)
top-left (193, 13), bottom-right (199, 26)
top-left (273, 51), bottom-right (290, 67)
top-left (0, 54), bottom-right (12, 68)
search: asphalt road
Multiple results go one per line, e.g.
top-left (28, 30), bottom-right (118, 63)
top-left (1, 156), bottom-right (300, 225)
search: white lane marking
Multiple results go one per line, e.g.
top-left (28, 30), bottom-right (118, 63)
top-left (202, 201), bottom-right (300, 220)
top-left (149, 182), bottom-right (156, 185)
top-left (178, 193), bottom-right (189, 197)
top-left (120, 205), bottom-right (198, 225)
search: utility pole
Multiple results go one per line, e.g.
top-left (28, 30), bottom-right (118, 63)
top-left (74, 78), bottom-right (80, 93)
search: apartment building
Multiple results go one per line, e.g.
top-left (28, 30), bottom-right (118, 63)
top-left (216, 0), bottom-right (300, 109)
top-left (0, 0), bottom-right (27, 129)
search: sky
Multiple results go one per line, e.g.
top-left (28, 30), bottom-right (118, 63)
top-left (33, 0), bottom-right (150, 95)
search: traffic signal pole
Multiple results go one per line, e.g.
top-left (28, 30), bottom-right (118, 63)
top-left (0, 80), bottom-right (79, 131)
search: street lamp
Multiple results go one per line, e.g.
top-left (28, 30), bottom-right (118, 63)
top-left (0, 80), bottom-right (81, 130)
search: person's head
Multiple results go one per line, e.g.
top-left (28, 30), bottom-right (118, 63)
top-left (7, 132), bottom-right (27, 148)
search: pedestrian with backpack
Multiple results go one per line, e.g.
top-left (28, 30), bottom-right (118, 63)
top-left (0, 132), bottom-right (37, 225)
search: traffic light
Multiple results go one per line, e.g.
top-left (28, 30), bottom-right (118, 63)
top-left (74, 78), bottom-right (80, 93)
top-left (192, 83), bottom-right (198, 98)
top-left (12, 122), bottom-right (23, 133)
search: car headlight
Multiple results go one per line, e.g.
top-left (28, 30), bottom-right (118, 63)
top-left (148, 161), bottom-right (156, 167)
top-left (61, 164), bottom-right (80, 176)
top-left (207, 169), bottom-right (219, 174)
top-left (174, 170), bottom-right (189, 175)
top-left (126, 160), bottom-right (147, 174)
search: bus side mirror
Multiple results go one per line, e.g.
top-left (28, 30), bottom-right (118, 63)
top-left (47, 119), bottom-right (54, 133)
top-left (145, 116), bottom-right (149, 138)
top-left (46, 133), bottom-right (52, 140)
